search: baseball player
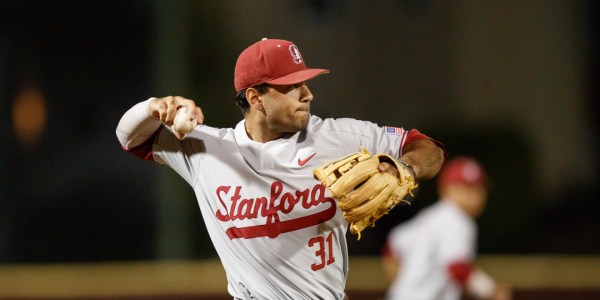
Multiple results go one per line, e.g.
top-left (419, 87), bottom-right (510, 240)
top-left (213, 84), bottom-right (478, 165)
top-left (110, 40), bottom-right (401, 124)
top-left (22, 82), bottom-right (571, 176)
top-left (382, 156), bottom-right (512, 300)
top-left (116, 38), bottom-right (445, 299)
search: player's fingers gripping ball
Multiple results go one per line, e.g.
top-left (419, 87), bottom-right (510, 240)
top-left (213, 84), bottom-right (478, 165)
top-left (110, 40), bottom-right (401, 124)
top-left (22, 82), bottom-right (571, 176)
top-left (173, 106), bottom-right (198, 137)
top-left (313, 148), bottom-right (418, 239)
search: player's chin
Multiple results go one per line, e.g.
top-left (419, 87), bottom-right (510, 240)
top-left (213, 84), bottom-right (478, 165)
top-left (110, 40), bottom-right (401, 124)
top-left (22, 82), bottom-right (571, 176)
top-left (297, 112), bottom-right (310, 127)
top-left (286, 117), bottom-right (309, 133)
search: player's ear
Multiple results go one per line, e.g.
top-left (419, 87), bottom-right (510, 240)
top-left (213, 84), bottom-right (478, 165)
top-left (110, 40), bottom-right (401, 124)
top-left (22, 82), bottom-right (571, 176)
top-left (246, 87), bottom-right (265, 112)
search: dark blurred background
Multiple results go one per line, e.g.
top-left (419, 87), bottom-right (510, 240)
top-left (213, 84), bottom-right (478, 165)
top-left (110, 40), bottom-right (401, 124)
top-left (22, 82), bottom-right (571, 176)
top-left (0, 0), bottom-right (598, 264)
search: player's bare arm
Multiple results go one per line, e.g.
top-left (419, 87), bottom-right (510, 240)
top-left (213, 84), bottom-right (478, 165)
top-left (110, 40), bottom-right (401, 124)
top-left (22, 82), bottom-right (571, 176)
top-left (378, 139), bottom-right (444, 180)
top-left (400, 139), bottom-right (445, 180)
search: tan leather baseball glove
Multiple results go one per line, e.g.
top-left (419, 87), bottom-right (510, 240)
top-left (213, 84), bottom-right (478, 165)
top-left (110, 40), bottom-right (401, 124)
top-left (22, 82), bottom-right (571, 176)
top-left (313, 148), bottom-right (418, 239)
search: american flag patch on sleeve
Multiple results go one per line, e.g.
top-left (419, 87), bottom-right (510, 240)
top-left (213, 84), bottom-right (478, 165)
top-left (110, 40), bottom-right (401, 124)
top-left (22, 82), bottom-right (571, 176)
top-left (384, 126), bottom-right (404, 135)
top-left (383, 126), bottom-right (408, 156)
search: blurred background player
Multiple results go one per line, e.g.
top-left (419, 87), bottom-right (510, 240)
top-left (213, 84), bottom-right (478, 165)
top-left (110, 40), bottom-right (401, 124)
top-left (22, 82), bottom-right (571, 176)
top-left (382, 156), bottom-right (512, 300)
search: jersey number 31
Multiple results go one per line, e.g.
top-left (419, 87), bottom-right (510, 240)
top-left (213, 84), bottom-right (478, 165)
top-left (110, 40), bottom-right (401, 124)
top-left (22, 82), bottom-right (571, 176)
top-left (308, 231), bottom-right (336, 271)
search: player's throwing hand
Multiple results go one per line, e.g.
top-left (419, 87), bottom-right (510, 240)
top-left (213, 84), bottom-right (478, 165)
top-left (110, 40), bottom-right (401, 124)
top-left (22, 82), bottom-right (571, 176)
top-left (149, 96), bottom-right (204, 139)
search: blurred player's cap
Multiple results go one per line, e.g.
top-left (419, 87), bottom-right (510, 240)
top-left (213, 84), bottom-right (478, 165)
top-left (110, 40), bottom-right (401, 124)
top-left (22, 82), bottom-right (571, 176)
top-left (234, 38), bottom-right (329, 92)
top-left (438, 156), bottom-right (487, 188)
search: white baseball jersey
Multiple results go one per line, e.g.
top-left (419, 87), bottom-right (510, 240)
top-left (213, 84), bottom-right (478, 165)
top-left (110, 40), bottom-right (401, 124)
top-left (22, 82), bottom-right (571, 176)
top-left (384, 200), bottom-right (476, 300)
top-left (118, 102), bottom-right (431, 299)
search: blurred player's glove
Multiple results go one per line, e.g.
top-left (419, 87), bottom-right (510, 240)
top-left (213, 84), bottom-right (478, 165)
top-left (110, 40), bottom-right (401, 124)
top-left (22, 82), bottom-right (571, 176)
top-left (314, 148), bottom-right (418, 239)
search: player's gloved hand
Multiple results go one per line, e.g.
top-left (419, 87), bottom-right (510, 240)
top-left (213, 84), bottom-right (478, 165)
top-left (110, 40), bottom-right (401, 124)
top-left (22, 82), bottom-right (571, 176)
top-left (313, 148), bottom-right (418, 240)
top-left (148, 96), bottom-right (204, 139)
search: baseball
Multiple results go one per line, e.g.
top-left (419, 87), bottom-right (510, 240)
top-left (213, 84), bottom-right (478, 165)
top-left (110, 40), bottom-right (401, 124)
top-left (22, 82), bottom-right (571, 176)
top-left (173, 106), bottom-right (196, 134)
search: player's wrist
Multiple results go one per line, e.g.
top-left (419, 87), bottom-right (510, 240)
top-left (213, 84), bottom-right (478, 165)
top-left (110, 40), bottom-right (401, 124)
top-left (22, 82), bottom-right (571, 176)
top-left (398, 159), bottom-right (417, 179)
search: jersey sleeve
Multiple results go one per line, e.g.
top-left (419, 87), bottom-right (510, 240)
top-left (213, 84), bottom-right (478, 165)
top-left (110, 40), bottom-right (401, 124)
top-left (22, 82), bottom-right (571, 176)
top-left (341, 121), bottom-right (444, 158)
top-left (447, 261), bottom-right (474, 286)
top-left (438, 215), bottom-right (477, 284)
top-left (359, 123), bottom-right (442, 158)
top-left (403, 128), bottom-right (446, 157)
top-left (312, 117), bottom-right (445, 159)
top-left (313, 118), bottom-right (388, 156)
top-left (116, 98), bottom-right (163, 160)
top-left (151, 126), bottom-right (203, 187)
top-left (122, 130), bottom-right (159, 161)
top-left (318, 118), bottom-right (407, 158)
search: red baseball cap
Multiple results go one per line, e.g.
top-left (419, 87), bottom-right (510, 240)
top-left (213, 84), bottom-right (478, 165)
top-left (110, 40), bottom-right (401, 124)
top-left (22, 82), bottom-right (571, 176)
top-left (234, 38), bottom-right (330, 92)
top-left (437, 156), bottom-right (487, 188)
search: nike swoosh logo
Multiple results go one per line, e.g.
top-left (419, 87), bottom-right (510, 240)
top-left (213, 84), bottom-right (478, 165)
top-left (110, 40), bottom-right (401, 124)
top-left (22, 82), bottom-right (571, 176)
top-left (298, 153), bottom-right (317, 166)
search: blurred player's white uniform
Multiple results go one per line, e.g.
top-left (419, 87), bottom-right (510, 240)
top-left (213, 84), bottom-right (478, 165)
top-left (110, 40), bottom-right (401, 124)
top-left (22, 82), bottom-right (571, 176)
top-left (383, 156), bottom-right (503, 300)
top-left (385, 199), bottom-right (476, 300)
top-left (118, 101), bottom-right (431, 299)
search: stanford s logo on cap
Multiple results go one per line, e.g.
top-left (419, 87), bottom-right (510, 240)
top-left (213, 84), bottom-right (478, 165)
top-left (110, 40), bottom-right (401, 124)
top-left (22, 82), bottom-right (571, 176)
top-left (289, 44), bottom-right (303, 64)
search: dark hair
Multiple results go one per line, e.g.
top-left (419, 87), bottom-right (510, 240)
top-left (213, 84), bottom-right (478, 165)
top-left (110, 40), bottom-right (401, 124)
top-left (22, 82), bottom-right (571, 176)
top-left (234, 83), bottom-right (269, 114)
